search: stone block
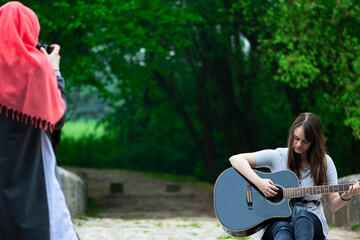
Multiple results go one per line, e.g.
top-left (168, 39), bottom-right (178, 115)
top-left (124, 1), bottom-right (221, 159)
top-left (57, 167), bottom-right (87, 217)
top-left (322, 174), bottom-right (360, 227)
top-left (110, 182), bottom-right (124, 194)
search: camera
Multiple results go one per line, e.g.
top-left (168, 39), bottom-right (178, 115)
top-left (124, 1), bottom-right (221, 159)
top-left (36, 43), bottom-right (53, 54)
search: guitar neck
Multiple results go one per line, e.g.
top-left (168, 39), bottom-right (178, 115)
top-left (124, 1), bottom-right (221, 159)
top-left (283, 183), bottom-right (353, 199)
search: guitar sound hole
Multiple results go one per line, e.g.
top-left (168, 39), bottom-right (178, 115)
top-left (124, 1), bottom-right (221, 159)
top-left (267, 187), bottom-right (284, 203)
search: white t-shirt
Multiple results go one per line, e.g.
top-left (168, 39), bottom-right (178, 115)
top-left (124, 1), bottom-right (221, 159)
top-left (253, 147), bottom-right (338, 238)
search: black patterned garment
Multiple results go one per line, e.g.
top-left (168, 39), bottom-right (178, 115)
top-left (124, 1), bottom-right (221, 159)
top-left (0, 76), bottom-right (78, 240)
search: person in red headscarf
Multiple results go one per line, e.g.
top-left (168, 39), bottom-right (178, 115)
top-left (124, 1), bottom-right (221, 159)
top-left (0, 1), bottom-right (78, 239)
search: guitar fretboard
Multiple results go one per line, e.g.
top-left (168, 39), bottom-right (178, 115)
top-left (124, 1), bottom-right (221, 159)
top-left (283, 183), bottom-right (352, 199)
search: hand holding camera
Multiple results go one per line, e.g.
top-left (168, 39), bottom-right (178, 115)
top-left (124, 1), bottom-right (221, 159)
top-left (36, 43), bottom-right (53, 54)
top-left (37, 43), bottom-right (61, 71)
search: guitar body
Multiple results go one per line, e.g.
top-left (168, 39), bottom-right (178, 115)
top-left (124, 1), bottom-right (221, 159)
top-left (214, 168), bottom-right (300, 237)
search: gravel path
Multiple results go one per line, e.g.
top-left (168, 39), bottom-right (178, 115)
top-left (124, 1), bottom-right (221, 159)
top-left (74, 217), bottom-right (225, 240)
top-left (73, 217), bottom-right (360, 240)
top-left (68, 168), bottom-right (360, 240)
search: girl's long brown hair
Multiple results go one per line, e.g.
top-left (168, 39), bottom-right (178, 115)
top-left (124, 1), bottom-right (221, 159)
top-left (287, 112), bottom-right (328, 185)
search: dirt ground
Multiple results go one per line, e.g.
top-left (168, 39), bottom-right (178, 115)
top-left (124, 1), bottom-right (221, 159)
top-left (67, 167), bottom-right (360, 240)
top-left (67, 167), bottom-right (214, 219)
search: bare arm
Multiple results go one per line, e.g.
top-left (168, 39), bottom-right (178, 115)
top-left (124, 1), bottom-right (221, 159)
top-left (229, 153), bottom-right (279, 198)
top-left (326, 181), bottom-right (360, 212)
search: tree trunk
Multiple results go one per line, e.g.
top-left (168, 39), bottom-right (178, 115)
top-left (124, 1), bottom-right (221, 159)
top-left (154, 71), bottom-right (218, 179)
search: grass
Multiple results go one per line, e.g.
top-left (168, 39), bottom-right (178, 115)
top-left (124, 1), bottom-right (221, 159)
top-left (62, 120), bottom-right (105, 139)
top-left (85, 197), bottom-right (103, 217)
top-left (217, 235), bottom-right (251, 239)
top-left (73, 214), bottom-right (89, 228)
top-left (351, 224), bottom-right (360, 231)
top-left (176, 222), bottom-right (202, 228)
top-left (155, 222), bottom-right (163, 227)
top-left (143, 171), bottom-right (213, 191)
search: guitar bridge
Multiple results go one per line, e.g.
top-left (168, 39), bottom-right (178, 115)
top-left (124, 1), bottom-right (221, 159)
top-left (246, 185), bottom-right (253, 210)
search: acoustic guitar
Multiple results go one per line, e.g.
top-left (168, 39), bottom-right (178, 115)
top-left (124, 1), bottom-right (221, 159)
top-left (213, 168), bottom-right (353, 238)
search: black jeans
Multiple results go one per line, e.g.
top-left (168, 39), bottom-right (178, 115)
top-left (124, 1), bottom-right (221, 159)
top-left (262, 209), bottom-right (325, 240)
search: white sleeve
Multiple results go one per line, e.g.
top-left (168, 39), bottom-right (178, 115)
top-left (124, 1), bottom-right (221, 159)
top-left (253, 148), bottom-right (288, 172)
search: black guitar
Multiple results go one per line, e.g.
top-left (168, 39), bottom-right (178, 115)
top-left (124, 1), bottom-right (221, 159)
top-left (213, 168), bottom-right (353, 238)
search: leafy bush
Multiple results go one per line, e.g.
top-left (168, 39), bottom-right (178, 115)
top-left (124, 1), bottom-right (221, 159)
top-left (55, 120), bottom-right (205, 179)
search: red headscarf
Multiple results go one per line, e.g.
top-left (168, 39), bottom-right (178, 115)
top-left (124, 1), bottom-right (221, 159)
top-left (0, 1), bottom-right (65, 131)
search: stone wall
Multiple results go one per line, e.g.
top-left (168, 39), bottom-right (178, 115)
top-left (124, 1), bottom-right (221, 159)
top-left (322, 174), bottom-right (360, 227)
top-left (57, 167), bottom-right (87, 217)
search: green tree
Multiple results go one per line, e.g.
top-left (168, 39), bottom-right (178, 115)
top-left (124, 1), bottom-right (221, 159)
top-left (101, 0), bottom-right (291, 178)
top-left (253, 0), bottom-right (360, 174)
top-left (6, 0), bottom-right (359, 178)
top-left (2, 0), bottom-right (293, 179)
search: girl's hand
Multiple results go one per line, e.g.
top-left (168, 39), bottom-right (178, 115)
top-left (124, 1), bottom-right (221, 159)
top-left (347, 181), bottom-right (360, 198)
top-left (257, 178), bottom-right (279, 198)
top-left (41, 44), bottom-right (61, 71)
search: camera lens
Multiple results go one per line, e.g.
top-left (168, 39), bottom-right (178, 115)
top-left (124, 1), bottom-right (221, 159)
top-left (36, 43), bottom-right (53, 54)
